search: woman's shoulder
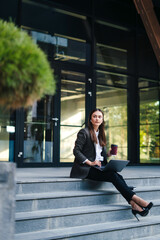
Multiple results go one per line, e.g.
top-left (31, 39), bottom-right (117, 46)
top-left (77, 127), bottom-right (90, 138)
top-left (79, 127), bottom-right (90, 135)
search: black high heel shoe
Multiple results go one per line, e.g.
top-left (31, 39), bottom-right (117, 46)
top-left (132, 208), bottom-right (149, 221)
top-left (145, 202), bottom-right (153, 210)
top-left (141, 202), bottom-right (153, 211)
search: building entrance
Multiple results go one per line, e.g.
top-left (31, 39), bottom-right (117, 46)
top-left (23, 96), bottom-right (55, 164)
top-left (14, 66), bottom-right (88, 167)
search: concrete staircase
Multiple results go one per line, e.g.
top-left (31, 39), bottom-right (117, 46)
top-left (14, 175), bottom-right (160, 240)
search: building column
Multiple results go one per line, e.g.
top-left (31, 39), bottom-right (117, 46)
top-left (128, 77), bottom-right (139, 164)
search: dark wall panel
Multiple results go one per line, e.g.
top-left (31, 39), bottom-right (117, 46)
top-left (0, 0), bottom-right (19, 22)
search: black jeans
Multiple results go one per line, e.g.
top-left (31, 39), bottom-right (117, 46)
top-left (86, 167), bottom-right (135, 204)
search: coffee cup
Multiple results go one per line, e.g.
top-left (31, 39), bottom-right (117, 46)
top-left (110, 144), bottom-right (118, 155)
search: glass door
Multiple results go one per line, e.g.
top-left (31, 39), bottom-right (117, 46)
top-left (15, 68), bottom-right (87, 166)
top-left (21, 94), bottom-right (56, 166)
top-left (60, 70), bottom-right (86, 163)
top-left (0, 108), bottom-right (15, 162)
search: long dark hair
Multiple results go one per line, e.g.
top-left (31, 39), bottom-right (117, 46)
top-left (88, 108), bottom-right (106, 147)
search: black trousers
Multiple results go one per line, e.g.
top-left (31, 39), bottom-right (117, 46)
top-left (86, 167), bottom-right (135, 203)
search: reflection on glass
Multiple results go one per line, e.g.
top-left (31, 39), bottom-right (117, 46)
top-left (60, 126), bottom-right (82, 163)
top-left (54, 34), bottom-right (87, 64)
top-left (30, 30), bottom-right (87, 64)
top-left (96, 70), bottom-right (127, 87)
top-left (22, 0), bottom-right (89, 64)
top-left (60, 70), bottom-right (85, 162)
top-left (96, 71), bottom-right (127, 159)
top-left (139, 83), bottom-right (160, 163)
top-left (96, 43), bottom-right (127, 71)
top-left (0, 108), bottom-right (15, 162)
top-left (138, 78), bottom-right (159, 91)
top-left (24, 96), bottom-right (54, 163)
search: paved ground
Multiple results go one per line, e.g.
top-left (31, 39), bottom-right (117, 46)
top-left (16, 165), bottom-right (160, 181)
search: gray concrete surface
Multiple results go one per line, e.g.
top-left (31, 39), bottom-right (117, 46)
top-left (0, 162), bottom-right (16, 240)
top-left (16, 165), bottom-right (160, 181)
top-left (15, 165), bottom-right (160, 240)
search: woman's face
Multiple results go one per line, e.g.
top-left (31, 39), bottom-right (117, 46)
top-left (90, 111), bottom-right (103, 129)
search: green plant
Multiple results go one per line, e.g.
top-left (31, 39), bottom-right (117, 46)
top-left (0, 19), bottom-right (55, 109)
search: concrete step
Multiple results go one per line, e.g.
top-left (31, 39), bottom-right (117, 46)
top-left (135, 233), bottom-right (160, 240)
top-left (16, 189), bottom-right (123, 212)
top-left (16, 176), bottom-right (160, 194)
top-left (15, 186), bottom-right (160, 212)
top-left (15, 200), bottom-right (159, 234)
top-left (15, 168), bottom-right (160, 240)
top-left (15, 204), bottom-right (132, 234)
top-left (14, 215), bottom-right (160, 240)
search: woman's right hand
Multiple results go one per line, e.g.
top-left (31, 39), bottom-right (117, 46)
top-left (86, 160), bottom-right (101, 167)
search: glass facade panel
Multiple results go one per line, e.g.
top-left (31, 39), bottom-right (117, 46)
top-left (96, 70), bottom-right (127, 87)
top-left (96, 43), bottom-right (127, 71)
top-left (53, 35), bottom-right (87, 64)
top-left (0, 108), bottom-right (15, 162)
top-left (137, 31), bottom-right (158, 79)
top-left (21, 1), bottom-right (90, 65)
top-left (95, 22), bottom-right (134, 74)
top-left (139, 81), bottom-right (160, 163)
top-left (96, 71), bottom-right (128, 160)
top-left (30, 30), bottom-right (88, 65)
top-left (94, 0), bottom-right (135, 26)
top-left (23, 96), bottom-right (54, 163)
top-left (21, 1), bottom-right (87, 38)
top-left (60, 70), bottom-right (85, 162)
top-left (1, 0), bottom-right (160, 166)
top-left (44, 0), bottom-right (92, 15)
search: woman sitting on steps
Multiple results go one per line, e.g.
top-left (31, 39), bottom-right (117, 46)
top-left (70, 108), bottom-right (153, 221)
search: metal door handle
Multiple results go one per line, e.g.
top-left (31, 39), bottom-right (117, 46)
top-left (52, 117), bottom-right (59, 126)
top-left (18, 152), bottom-right (23, 158)
top-left (52, 118), bottom-right (59, 121)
